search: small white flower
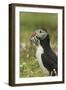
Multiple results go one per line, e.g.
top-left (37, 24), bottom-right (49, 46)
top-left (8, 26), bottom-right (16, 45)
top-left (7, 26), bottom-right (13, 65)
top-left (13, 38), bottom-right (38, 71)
top-left (21, 43), bottom-right (26, 50)
top-left (23, 62), bottom-right (26, 64)
top-left (31, 71), bottom-right (33, 74)
top-left (26, 54), bottom-right (29, 58)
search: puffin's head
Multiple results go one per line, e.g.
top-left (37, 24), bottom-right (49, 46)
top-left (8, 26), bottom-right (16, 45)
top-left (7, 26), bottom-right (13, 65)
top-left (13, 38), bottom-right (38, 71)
top-left (30, 28), bottom-right (48, 46)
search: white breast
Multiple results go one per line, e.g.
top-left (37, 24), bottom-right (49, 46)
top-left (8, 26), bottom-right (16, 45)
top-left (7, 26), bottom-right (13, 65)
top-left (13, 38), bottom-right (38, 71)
top-left (36, 44), bottom-right (49, 74)
top-left (36, 44), bottom-right (44, 61)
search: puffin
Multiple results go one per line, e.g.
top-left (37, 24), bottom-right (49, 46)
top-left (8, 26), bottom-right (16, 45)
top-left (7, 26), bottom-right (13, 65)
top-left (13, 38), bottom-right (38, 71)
top-left (30, 28), bottom-right (58, 76)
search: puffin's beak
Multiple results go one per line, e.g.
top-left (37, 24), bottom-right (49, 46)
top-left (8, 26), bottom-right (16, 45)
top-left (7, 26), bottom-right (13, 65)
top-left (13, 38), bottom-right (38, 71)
top-left (30, 32), bottom-right (36, 46)
top-left (31, 32), bottom-right (36, 37)
top-left (30, 32), bottom-right (36, 41)
top-left (30, 32), bottom-right (40, 46)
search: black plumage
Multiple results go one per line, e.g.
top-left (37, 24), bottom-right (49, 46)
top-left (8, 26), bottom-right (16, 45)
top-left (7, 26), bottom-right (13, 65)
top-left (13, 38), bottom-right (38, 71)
top-left (40, 35), bottom-right (58, 76)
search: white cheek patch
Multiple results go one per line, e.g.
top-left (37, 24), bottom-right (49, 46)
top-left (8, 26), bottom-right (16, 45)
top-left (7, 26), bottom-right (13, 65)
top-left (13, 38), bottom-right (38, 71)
top-left (36, 31), bottom-right (48, 40)
top-left (42, 33), bottom-right (48, 39)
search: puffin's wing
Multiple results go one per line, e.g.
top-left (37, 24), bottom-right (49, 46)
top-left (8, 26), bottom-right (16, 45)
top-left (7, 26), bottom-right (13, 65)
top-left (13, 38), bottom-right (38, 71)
top-left (41, 53), bottom-right (57, 72)
top-left (46, 49), bottom-right (57, 64)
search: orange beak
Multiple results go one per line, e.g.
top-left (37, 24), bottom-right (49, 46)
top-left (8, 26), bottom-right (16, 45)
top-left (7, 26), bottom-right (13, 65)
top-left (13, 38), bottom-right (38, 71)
top-left (31, 32), bottom-right (36, 37)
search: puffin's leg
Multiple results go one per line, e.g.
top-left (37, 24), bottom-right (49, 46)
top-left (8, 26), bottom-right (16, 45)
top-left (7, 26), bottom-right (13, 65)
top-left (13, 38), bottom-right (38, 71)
top-left (51, 69), bottom-right (57, 76)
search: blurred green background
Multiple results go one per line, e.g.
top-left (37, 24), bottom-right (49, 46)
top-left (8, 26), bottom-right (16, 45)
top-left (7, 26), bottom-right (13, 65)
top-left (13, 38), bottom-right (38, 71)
top-left (20, 12), bottom-right (58, 78)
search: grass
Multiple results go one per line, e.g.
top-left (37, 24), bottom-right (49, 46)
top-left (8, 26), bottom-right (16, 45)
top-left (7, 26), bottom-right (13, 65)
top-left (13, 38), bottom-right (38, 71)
top-left (19, 12), bottom-right (58, 78)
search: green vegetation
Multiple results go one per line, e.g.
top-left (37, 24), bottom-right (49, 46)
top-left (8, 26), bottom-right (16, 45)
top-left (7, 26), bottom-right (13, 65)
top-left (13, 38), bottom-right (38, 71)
top-left (20, 12), bottom-right (58, 78)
